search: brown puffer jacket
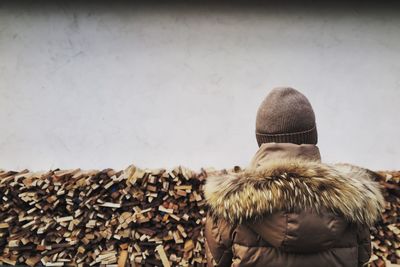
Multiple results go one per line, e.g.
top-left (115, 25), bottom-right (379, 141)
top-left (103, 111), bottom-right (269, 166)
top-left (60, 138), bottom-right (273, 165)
top-left (204, 143), bottom-right (384, 267)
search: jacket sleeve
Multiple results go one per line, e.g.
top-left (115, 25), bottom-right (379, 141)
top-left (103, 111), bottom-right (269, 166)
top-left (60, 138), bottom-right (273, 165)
top-left (357, 224), bottom-right (372, 267)
top-left (204, 211), bottom-right (235, 267)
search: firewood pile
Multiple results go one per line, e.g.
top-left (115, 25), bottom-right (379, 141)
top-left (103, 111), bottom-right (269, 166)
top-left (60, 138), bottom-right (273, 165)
top-left (0, 165), bottom-right (219, 267)
top-left (0, 165), bottom-right (398, 267)
top-left (369, 171), bottom-right (400, 267)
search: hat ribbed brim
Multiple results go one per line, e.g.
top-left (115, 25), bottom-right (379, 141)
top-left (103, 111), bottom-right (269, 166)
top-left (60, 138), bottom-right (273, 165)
top-left (255, 125), bottom-right (318, 146)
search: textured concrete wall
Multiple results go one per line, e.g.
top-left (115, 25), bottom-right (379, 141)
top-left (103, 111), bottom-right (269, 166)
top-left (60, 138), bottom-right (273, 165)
top-left (0, 2), bottom-right (399, 171)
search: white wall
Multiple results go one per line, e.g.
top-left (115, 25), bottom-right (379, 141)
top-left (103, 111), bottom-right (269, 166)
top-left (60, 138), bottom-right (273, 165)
top-left (1, 3), bottom-right (399, 172)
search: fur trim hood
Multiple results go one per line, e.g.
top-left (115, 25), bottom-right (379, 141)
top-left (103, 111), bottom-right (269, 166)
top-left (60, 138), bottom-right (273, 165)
top-left (205, 158), bottom-right (385, 227)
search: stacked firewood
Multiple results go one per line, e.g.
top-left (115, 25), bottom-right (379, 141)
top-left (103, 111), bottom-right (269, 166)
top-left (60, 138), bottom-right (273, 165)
top-left (369, 171), bottom-right (400, 267)
top-left (0, 165), bottom-right (219, 266)
top-left (0, 165), bottom-right (398, 266)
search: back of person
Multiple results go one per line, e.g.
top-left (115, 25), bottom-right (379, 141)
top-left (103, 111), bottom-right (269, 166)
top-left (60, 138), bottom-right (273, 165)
top-left (204, 87), bottom-right (384, 267)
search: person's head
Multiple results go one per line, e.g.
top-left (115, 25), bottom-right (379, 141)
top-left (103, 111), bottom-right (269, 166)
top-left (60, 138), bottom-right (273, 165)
top-left (255, 87), bottom-right (317, 147)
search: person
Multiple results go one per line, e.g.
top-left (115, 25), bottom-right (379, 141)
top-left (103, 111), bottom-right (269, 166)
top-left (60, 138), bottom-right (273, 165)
top-left (204, 87), bottom-right (384, 267)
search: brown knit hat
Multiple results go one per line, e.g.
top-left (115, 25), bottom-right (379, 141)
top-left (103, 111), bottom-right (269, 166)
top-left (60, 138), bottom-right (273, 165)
top-left (255, 87), bottom-right (318, 147)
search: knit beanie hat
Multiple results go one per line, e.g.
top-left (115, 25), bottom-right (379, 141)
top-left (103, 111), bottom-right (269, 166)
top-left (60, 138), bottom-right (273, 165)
top-left (255, 87), bottom-right (318, 147)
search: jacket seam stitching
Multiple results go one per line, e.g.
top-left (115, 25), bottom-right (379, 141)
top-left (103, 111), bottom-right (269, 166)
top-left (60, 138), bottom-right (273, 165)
top-left (232, 243), bottom-right (359, 249)
top-left (281, 212), bottom-right (289, 249)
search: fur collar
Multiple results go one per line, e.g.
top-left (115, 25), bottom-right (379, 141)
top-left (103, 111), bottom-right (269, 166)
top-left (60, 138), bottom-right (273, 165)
top-left (205, 158), bottom-right (385, 227)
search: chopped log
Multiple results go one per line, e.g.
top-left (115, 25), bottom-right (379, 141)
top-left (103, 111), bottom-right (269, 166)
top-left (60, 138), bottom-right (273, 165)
top-left (117, 250), bottom-right (128, 267)
top-left (25, 255), bottom-right (41, 267)
top-left (184, 240), bottom-right (195, 252)
top-left (155, 245), bottom-right (170, 267)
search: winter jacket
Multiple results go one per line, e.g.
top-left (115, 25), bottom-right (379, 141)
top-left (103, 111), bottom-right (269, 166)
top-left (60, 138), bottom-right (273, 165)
top-left (204, 143), bottom-right (384, 267)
